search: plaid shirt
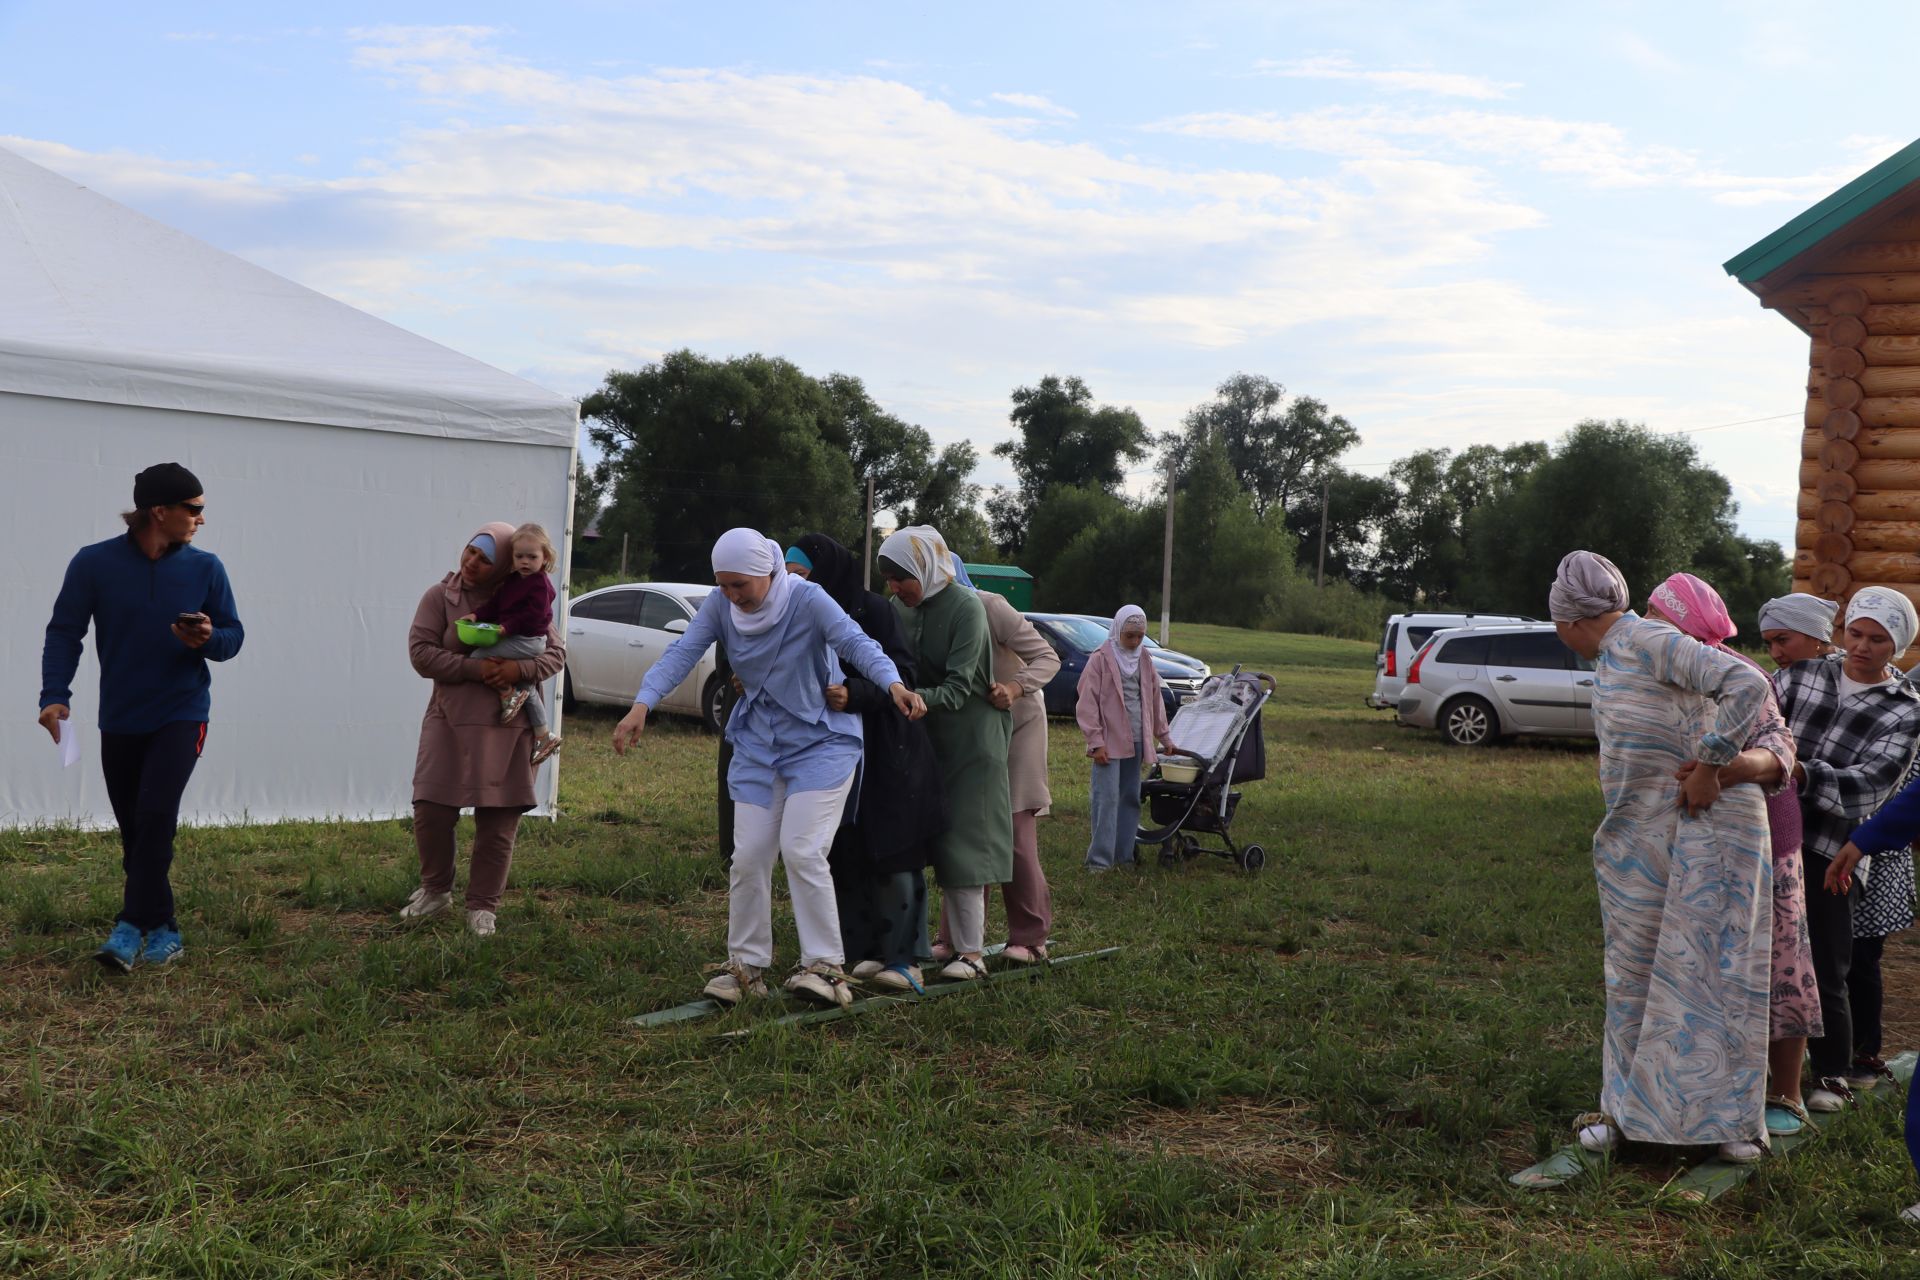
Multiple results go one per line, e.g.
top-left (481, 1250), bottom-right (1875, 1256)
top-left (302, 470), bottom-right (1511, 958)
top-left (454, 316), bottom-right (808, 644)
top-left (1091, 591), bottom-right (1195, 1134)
top-left (1772, 654), bottom-right (1920, 862)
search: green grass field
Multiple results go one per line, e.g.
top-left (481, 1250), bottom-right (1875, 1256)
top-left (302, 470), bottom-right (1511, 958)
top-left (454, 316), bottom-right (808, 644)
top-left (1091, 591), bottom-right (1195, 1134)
top-left (3, 626), bottom-right (1917, 1277)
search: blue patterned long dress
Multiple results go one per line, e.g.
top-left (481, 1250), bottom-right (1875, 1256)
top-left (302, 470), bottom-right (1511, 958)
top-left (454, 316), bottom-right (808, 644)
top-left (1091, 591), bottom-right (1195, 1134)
top-left (1588, 613), bottom-right (1774, 1145)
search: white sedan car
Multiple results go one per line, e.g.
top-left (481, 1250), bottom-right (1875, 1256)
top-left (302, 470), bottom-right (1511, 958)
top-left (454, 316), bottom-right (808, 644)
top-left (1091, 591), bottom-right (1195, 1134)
top-left (563, 582), bottom-right (726, 730)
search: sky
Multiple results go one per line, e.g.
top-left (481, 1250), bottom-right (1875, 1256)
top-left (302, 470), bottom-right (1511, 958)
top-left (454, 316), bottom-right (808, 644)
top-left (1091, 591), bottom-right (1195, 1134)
top-left (2, 0), bottom-right (1911, 550)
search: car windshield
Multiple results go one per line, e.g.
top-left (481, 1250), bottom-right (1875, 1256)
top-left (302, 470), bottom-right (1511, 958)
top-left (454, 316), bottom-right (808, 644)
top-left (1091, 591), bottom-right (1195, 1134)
top-left (1047, 616), bottom-right (1113, 650)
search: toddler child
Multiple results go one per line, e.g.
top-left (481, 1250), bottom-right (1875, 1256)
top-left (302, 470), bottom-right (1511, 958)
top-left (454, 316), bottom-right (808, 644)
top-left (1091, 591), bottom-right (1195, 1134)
top-left (464, 523), bottom-right (561, 764)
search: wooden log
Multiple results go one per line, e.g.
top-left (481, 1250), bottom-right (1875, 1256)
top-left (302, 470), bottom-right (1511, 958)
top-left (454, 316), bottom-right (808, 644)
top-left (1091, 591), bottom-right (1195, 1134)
top-left (1799, 489), bottom-right (1920, 521)
top-left (1860, 367), bottom-right (1920, 397)
top-left (1804, 304), bottom-right (1920, 336)
top-left (1816, 243), bottom-right (1920, 274)
top-left (1816, 531), bottom-right (1855, 561)
top-left (1830, 315), bottom-right (1869, 349)
top-left (1796, 549), bottom-right (1920, 584)
top-left (1799, 458), bottom-right (1920, 490)
top-left (1770, 274), bottom-right (1920, 308)
top-left (1862, 398), bottom-right (1920, 428)
top-left (1824, 346), bottom-right (1868, 378)
top-left (1821, 439), bottom-right (1861, 470)
top-left (1828, 377), bottom-right (1864, 409)
top-left (1818, 501), bottom-right (1856, 532)
top-left (1829, 285), bottom-right (1871, 316)
top-left (1812, 562), bottom-right (1853, 595)
top-left (1799, 517), bottom-right (1920, 552)
top-left (1823, 408), bottom-right (1861, 440)
top-left (1803, 427), bottom-right (1920, 461)
top-left (1812, 335), bottom-right (1920, 365)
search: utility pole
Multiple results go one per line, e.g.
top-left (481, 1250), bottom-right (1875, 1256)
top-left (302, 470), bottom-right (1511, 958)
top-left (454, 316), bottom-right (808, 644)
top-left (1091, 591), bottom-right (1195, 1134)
top-left (1316, 477), bottom-right (1330, 589)
top-left (619, 532), bottom-right (629, 580)
top-left (862, 472), bottom-right (876, 592)
top-left (1160, 453), bottom-right (1176, 646)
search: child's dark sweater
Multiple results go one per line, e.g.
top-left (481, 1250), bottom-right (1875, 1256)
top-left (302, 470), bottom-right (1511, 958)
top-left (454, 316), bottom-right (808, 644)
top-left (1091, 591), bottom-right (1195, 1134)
top-left (473, 573), bottom-right (555, 637)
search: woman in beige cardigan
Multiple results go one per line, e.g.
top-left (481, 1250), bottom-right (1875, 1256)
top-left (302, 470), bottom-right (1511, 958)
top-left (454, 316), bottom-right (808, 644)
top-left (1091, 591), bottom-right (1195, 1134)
top-left (932, 589), bottom-right (1061, 963)
top-left (399, 522), bottom-right (567, 936)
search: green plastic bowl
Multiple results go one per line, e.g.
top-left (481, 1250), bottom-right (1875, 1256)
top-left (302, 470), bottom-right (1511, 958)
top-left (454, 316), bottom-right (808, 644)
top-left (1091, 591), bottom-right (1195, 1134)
top-left (456, 619), bottom-right (504, 647)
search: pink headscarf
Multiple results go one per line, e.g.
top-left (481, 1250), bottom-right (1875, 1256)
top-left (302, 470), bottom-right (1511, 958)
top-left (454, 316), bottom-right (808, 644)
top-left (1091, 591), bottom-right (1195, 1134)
top-left (1648, 572), bottom-right (1736, 647)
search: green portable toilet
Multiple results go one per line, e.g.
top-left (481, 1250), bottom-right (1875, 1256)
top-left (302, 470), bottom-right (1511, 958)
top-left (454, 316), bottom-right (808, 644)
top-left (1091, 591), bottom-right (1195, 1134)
top-left (963, 562), bottom-right (1034, 611)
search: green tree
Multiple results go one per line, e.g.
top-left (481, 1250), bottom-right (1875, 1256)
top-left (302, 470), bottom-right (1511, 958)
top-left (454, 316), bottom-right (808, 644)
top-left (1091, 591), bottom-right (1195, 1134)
top-left (1376, 442), bottom-right (1547, 605)
top-left (1169, 374), bottom-right (1360, 519)
top-left (1281, 467), bottom-right (1397, 587)
top-left (1464, 420), bottom-right (1748, 616)
top-left (988, 375), bottom-right (1150, 553)
top-left (581, 350), bottom-right (860, 581)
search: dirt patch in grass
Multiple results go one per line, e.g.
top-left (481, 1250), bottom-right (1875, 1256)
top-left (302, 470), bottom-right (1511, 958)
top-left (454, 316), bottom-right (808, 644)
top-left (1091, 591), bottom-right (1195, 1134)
top-left (1105, 1097), bottom-right (1347, 1187)
top-left (1880, 930), bottom-right (1920, 1058)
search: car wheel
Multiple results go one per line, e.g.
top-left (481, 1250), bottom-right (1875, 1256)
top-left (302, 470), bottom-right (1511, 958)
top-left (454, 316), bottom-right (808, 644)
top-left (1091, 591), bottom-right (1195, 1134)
top-left (562, 669), bottom-right (577, 714)
top-left (700, 674), bottom-right (730, 734)
top-left (1440, 696), bottom-right (1497, 747)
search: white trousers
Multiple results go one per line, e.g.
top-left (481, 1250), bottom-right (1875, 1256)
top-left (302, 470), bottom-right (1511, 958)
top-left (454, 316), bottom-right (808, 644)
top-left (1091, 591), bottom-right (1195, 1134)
top-left (945, 885), bottom-right (986, 955)
top-left (728, 770), bottom-right (854, 969)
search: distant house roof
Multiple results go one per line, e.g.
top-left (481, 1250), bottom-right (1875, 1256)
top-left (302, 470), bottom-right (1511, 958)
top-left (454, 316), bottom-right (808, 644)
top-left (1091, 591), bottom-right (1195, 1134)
top-left (1725, 138), bottom-right (1920, 293)
top-left (963, 562), bottom-right (1032, 581)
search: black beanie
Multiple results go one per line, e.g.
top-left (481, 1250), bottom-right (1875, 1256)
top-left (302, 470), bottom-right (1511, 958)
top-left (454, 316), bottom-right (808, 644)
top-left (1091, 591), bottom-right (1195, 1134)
top-left (132, 463), bottom-right (204, 509)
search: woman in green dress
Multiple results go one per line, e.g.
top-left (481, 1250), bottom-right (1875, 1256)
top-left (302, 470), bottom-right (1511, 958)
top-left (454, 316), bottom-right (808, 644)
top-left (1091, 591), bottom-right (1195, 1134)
top-left (878, 526), bottom-right (1014, 981)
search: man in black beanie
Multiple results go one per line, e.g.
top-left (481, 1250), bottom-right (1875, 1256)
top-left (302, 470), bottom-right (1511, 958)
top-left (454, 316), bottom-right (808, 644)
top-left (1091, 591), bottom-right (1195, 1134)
top-left (38, 463), bottom-right (246, 972)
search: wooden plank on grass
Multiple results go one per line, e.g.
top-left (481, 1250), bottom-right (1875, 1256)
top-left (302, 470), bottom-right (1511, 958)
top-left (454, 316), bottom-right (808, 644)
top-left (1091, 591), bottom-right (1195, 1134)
top-left (720, 946), bottom-right (1121, 1038)
top-left (1508, 1143), bottom-right (1608, 1190)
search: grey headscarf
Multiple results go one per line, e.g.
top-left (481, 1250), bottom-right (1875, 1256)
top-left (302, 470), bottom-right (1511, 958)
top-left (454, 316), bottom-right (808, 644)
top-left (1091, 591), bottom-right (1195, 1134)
top-left (1548, 550), bottom-right (1630, 622)
top-left (1756, 593), bottom-right (1838, 643)
top-left (1846, 587), bottom-right (1919, 654)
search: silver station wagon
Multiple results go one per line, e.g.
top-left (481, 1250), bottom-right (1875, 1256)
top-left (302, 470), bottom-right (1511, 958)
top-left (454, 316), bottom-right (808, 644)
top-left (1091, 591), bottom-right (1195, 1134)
top-left (1395, 622), bottom-right (1597, 746)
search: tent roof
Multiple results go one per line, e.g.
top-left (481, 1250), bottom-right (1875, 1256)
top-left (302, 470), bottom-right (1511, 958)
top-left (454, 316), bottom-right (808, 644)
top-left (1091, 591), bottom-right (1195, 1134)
top-left (1724, 138), bottom-right (1920, 292)
top-left (0, 145), bottom-right (575, 446)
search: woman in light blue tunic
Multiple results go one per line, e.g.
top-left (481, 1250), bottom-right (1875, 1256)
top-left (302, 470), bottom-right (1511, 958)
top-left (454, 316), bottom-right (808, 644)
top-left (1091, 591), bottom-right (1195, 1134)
top-left (613, 529), bottom-right (922, 1009)
top-left (1551, 551), bottom-right (1778, 1163)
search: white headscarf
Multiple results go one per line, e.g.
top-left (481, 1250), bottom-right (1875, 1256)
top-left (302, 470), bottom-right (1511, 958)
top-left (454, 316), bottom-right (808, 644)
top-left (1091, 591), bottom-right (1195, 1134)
top-left (876, 526), bottom-right (957, 601)
top-left (1846, 586), bottom-right (1919, 655)
top-left (711, 527), bottom-right (795, 637)
top-left (1109, 604), bottom-right (1148, 676)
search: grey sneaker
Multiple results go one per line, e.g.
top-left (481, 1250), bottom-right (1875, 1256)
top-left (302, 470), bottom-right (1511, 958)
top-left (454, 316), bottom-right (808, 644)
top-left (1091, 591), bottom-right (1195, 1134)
top-left (703, 962), bottom-right (768, 1005)
top-left (938, 955), bottom-right (989, 982)
top-left (784, 962), bottom-right (853, 1008)
top-left (467, 909), bottom-right (497, 937)
top-left (399, 887), bottom-right (452, 920)
top-left (850, 959), bottom-right (885, 979)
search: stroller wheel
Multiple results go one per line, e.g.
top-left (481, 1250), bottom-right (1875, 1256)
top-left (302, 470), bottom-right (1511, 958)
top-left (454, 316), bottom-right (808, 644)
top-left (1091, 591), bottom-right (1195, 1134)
top-left (1238, 844), bottom-right (1266, 873)
top-left (1158, 845), bottom-right (1181, 869)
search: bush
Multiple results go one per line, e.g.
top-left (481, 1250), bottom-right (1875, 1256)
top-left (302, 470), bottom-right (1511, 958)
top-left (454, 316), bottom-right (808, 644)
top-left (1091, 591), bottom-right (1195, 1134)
top-left (1265, 577), bottom-right (1398, 641)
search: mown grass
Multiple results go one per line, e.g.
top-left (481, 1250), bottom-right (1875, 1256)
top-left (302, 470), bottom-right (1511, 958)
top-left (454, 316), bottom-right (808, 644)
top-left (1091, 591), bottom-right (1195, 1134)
top-left (2, 626), bottom-right (1917, 1277)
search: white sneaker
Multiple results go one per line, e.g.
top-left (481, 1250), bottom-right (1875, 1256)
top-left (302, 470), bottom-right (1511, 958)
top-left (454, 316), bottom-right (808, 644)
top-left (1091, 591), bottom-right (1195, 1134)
top-left (939, 955), bottom-right (988, 982)
top-left (1900, 1202), bottom-right (1920, 1225)
top-left (703, 962), bottom-right (767, 1005)
top-left (1806, 1085), bottom-right (1849, 1113)
top-left (1577, 1122), bottom-right (1618, 1153)
top-left (850, 960), bottom-right (885, 979)
top-left (784, 962), bottom-right (853, 1008)
top-left (869, 964), bottom-right (923, 992)
top-left (467, 909), bottom-right (496, 937)
top-left (1716, 1140), bottom-right (1764, 1164)
top-left (398, 888), bottom-right (452, 920)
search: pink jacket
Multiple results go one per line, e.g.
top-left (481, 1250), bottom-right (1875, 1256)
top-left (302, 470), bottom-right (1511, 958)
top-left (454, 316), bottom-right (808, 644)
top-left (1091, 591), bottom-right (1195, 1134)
top-left (1076, 643), bottom-right (1171, 764)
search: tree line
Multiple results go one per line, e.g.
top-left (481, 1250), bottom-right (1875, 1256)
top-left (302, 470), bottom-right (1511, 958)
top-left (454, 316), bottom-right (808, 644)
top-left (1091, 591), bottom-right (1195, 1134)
top-left (574, 350), bottom-right (1790, 636)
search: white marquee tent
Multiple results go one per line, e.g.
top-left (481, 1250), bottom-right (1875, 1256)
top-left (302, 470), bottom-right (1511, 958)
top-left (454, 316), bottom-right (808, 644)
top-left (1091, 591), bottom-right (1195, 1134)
top-left (0, 145), bottom-right (579, 827)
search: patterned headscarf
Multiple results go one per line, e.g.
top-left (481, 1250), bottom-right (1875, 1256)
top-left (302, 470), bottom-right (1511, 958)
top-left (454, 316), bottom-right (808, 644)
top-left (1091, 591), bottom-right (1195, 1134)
top-left (1648, 572), bottom-right (1736, 645)
top-left (1846, 587), bottom-right (1919, 654)
top-left (1548, 550), bottom-right (1630, 622)
top-left (876, 526), bottom-right (958, 601)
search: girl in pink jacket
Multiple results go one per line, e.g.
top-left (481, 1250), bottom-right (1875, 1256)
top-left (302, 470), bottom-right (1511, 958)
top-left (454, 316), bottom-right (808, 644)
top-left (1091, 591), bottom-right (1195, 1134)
top-left (1076, 605), bottom-right (1177, 870)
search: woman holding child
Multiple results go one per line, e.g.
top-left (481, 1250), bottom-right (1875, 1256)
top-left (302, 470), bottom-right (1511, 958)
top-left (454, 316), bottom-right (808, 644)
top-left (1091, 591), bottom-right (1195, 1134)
top-left (401, 522), bottom-right (567, 938)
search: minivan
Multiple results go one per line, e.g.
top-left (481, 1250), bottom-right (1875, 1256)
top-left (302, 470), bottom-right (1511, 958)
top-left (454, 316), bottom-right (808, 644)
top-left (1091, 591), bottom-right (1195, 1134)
top-left (1394, 623), bottom-right (1596, 746)
top-left (1368, 611), bottom-right (1534, 709)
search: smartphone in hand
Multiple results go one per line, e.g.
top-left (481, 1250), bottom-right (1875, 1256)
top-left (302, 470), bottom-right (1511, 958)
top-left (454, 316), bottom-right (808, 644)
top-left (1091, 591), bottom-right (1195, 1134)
top-left (176, 612), bottom-right (204, 626)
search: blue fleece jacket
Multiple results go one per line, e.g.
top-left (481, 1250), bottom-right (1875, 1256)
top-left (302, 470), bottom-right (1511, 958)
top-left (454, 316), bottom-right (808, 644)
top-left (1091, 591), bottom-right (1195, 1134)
top-left (40, 532), bottom-right (245, 734)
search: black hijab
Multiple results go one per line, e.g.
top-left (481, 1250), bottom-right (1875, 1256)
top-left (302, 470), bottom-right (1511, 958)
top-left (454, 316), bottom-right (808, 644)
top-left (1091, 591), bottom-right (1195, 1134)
top-left (793, 533), bottom-right (864, 617)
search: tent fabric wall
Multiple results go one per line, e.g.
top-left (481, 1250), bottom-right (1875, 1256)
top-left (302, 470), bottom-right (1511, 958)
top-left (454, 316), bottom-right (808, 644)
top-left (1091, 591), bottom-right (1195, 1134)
top-left (0, 144), bottom-right (580, 829)
top-left (3, 394), bottom-right (573, 827)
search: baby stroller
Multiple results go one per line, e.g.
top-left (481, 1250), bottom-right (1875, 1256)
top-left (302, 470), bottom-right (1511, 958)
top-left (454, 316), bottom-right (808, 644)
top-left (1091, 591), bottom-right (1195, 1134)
top-left (1138, 667), bottom-right (1272, 872)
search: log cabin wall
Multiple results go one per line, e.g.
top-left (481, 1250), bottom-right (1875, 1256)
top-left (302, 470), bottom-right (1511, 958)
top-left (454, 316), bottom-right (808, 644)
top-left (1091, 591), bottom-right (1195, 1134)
top-left (1780, 201), bottom-right (1920, 665)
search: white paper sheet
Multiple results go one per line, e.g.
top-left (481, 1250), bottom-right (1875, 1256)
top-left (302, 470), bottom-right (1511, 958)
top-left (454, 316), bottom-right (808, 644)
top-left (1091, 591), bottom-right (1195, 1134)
top-left (54, 719), bottom-right (79, 768)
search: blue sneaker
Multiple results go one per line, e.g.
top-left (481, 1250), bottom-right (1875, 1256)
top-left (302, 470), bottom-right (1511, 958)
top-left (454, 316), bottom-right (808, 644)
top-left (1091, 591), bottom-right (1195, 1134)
top-left (95, 921), bottom-right (144, 973)
top-left (140, 926), bottom-right (184, 968)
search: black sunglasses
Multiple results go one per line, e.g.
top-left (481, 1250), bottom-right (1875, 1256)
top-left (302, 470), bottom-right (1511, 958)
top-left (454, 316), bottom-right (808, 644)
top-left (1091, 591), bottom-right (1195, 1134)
top-left (175, 502), bottom-right (205, 515)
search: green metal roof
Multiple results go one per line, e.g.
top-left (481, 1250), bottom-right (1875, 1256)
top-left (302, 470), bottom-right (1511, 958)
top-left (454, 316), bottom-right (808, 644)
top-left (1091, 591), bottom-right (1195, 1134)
top-left (1724, 137), bottom-right (1920, 286)
top-left (962, 561), bottom-right (1032, 581)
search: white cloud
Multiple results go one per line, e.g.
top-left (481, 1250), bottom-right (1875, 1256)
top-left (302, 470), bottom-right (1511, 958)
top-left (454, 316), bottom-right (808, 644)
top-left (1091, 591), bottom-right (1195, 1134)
top-left (989, 92), bottom-right (1076, 119)
top-left (1254, 56), bottom-right (1518, 101)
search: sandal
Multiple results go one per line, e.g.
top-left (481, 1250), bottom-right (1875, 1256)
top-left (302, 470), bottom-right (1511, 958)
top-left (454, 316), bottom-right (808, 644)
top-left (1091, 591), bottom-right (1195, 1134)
top-left (531, 735), bottom-right (562, 765)
top-left (499, 688), bottom-right (531, 723)
top-left (1001, 944), bottom-right (1049, 965)
top-left (1574, 1111), bottom-right (1619, 1153)
top-left (938, 955), bottom-right (988, 981)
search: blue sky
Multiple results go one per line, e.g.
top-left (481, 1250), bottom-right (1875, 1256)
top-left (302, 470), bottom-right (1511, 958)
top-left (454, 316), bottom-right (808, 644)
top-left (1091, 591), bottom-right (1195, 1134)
top-left (4, 0), bottom-right (1911, 548)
